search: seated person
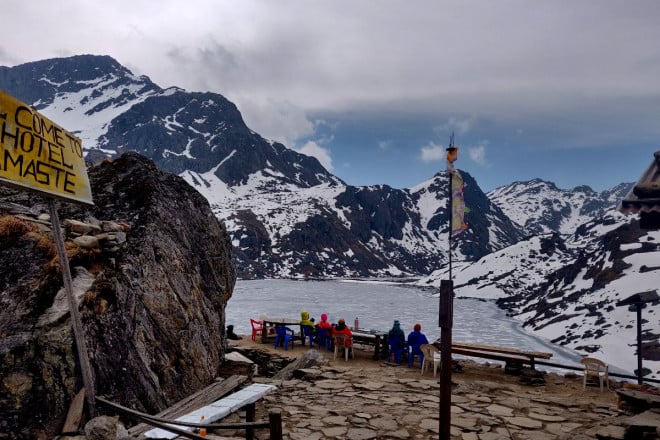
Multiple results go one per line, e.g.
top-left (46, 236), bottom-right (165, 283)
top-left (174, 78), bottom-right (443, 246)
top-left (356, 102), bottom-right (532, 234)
top-left (226, 324), bottom-right (241, 340)
top-left (300, 310), bottom-right (316, 346)
top-left (388, 320), bottom-right (406, 364)
top-left (407, 323), bottom-right (428, 367)
top-left (316, 313), bottom-right (332, 330)
top-left (388, 320), bottom-right (405, 343)
top-left (332, 318), bottom-right (353, 348)
top-left (315, 313), bottom-right (332, 350)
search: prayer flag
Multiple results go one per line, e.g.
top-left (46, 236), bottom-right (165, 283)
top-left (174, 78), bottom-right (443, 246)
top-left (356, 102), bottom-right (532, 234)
top-left (451, 170), bottom-right (467, 236)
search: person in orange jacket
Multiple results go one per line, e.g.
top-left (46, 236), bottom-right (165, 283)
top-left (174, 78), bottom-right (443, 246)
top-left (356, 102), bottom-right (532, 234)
top-left (332, 318), bottom-right (353, 347)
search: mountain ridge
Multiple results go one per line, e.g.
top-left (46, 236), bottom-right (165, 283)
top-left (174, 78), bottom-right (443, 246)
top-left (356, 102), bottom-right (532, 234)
top-left (1, 54), bottom-right (525, 278)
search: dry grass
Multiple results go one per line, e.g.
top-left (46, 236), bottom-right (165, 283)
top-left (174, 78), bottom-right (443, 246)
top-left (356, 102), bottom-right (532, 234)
top-left (0, 215), bottom-right (32, 239)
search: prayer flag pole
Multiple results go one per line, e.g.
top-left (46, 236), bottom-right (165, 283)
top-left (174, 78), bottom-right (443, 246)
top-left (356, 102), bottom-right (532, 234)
top-left (439, 133), bottom-right (458, 440)
top-left (446, 133), bottom-right (457, 280)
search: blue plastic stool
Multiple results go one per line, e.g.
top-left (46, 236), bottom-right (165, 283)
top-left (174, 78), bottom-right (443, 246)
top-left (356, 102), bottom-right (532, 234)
top-left (302, 325), bottom-right (315, 348)
top-left (274, 326), bottom-right (294, 350)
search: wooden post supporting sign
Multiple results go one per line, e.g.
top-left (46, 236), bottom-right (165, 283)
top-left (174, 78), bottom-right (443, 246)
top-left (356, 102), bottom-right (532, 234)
top-left (49, 200), bottom-right (96, 416)
top-left (1, 91), bottom-right (96, 417)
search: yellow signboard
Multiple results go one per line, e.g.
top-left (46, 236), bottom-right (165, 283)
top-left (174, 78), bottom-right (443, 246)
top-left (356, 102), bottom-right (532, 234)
top-left (0, 90), bottom-right (93, 205)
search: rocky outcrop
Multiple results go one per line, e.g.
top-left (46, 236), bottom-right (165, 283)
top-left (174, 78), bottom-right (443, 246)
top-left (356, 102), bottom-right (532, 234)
top-left (0, 152), bottom-right (235, 439)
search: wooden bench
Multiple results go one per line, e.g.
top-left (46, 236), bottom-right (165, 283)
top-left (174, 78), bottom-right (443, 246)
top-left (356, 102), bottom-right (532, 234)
top-left (450, 342), bottom-right (553, 370)
top-left (143, 383), bottom-right (276, 439)
top-left (126, 375), bottom-right (249, 438)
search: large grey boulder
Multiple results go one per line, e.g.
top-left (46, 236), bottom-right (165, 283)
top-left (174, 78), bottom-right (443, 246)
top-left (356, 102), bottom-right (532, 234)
top-left (0, 152), bottom-right (235, 438)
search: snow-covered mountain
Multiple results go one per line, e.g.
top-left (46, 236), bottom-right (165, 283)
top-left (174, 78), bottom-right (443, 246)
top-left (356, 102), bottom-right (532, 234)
top-left (419, 207), bottom-right (659, 380)
top-left (0, 55), bottom-right (521, 278)
top-left (487, 179), bottom-right (633, 235)
top-left (2, 54), bottom-right (657, 380)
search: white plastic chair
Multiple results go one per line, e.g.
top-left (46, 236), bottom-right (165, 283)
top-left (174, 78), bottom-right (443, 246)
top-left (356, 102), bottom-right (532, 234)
top-left (333, 334), bottom-right (353, 361)
top-left (580, 357), bottom-right (609, 391)
top-left (420, 344), bottom-right (441, 376)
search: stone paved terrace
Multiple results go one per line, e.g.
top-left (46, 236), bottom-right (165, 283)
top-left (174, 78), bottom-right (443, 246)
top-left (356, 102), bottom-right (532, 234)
top-left (203, 337), bottom-right (660, 439)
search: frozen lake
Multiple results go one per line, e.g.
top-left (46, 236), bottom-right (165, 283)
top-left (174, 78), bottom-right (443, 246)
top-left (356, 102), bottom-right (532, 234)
top-left (226, 279), bottom-right (584, 371)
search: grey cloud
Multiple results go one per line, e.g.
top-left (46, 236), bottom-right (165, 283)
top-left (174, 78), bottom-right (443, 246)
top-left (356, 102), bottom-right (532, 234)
top-left (3, 0), bottom-right (660, 155)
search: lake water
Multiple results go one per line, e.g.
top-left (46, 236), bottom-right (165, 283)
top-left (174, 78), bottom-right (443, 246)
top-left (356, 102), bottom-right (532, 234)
top-left (226, 279), bottom-right (583, 371)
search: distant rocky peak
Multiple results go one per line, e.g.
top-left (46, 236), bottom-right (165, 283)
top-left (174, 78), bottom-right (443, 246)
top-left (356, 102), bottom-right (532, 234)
top-left (488, 178), bottom-right (633, 236)
top-left (1, 54), bottom-right (160, 109)
top-left (570, 184), bottom-right (596, 194)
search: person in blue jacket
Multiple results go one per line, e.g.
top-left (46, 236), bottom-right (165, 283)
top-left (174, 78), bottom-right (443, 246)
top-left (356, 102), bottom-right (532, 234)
top-left (407, 323), bottom-right (429, 368)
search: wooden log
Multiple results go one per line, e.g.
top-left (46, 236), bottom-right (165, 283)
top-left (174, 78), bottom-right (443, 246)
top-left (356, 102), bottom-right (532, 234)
top-left (61, 387), bottom-right (86, 434)
top-left (272, 350), bottom-right (323, 380)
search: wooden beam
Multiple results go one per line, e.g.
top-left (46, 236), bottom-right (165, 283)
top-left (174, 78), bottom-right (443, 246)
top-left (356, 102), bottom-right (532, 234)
top-left (452, 342), bottom-right (552, 359)
top-left (451, 347), bottom-right (533, 365)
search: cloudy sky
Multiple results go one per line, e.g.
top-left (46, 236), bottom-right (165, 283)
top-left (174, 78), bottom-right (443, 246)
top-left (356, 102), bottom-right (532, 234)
top-left (2, 1), bottom-right (659, 191)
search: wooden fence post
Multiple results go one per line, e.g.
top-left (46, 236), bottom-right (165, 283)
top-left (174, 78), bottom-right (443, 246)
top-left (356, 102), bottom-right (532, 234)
top-left (268, 408), bottom-right (283, 440)
top-left (245, 403), bottom-right (256, 440)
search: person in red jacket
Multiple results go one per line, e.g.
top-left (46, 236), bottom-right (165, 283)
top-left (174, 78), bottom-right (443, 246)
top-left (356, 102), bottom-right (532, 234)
top-left (315, 313), bottom-right (333, 350)
top-left (317, 313), bottom-right (332, 330)
top-left (332, 318), bottom-right (353, 348)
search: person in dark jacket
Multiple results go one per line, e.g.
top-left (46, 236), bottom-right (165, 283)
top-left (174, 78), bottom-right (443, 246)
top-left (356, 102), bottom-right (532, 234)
top-left (387, 320), bottom-right (406, 363)
top-left (388, 320), bottom-right (405, 345)
top-left (226, 325), bottom-right (241, 340)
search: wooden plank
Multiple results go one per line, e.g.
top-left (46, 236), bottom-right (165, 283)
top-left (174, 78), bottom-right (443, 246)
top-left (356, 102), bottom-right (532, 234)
top-left (452, 342), bottom-right (553, 359)
top-left (61, 387), bottom-right (86, 434)
top-left (451, 347), bottom-right (532, 365)
top-left (128, 375), bottom-right (248, 437)
top-left (144, 383), bottom-right (276, 439)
